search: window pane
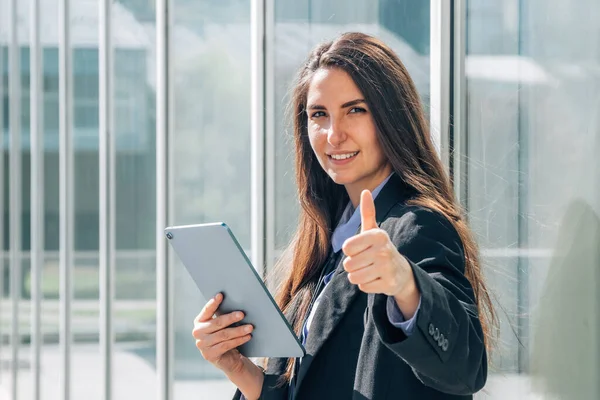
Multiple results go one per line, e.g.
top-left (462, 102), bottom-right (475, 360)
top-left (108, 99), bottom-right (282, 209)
top-left (272, 0), bottom-right (431, 256)
top-left (70, 2), bottom-right (102, 398)
top-left (466, 1), bottom-right (600, 398)
top-left (73, 103), bottom-right (99, 129)
top-left (43, 96), bottom-right (59, 133)
top-left (1, 6), bottom-right (34, 398)
top-left (171, 1), bottom-right (251, 398)
top-left (113, 2), bottom-right (158, 399)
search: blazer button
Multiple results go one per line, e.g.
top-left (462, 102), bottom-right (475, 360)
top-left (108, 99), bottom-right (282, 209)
top-left (433, 328), bottom-right (440, 341)
top-left (428, 323), bottom-right (435, 336)
top-left (442, 339), bottom-right (449, 352)
top-left (438, 333), bottom-right (445, 346)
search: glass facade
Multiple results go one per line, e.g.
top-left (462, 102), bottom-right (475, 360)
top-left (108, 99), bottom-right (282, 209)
top-left (1, 0), bottom-right (158, 398)
top-left (465, 1), bottom-right (600, 398)
top-left (170, 0), bottom-right (252, 398)
top-left (0, 0), bottom-right (598, 399)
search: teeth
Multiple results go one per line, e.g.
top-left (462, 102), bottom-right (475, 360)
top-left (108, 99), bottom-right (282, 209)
top-left (331, 152), bottom-right (358, 160)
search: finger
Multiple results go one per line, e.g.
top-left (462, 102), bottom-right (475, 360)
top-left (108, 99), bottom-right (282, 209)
top-left (343, 252), bottom-right (374, 273)
top-left (202, 324), bottom-right (254, 347)
top-left (347, 265), bottom-right (380, 286)
top-left (357, 278), bottom-right (385, 294)
top-left (205, 334), bottom-right (253, 359)
top-left (360, 190), bottom-right (377, 232)
top-left (342, 229), bottom-right (386, 257)
top-left (196, 293), bottom-right (224, 323)
top-left (193, 311), bottom-right (245, 338)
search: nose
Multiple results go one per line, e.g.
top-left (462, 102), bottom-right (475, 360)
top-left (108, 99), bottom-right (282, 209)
top-left (327, 119), bottom-right (347, 147)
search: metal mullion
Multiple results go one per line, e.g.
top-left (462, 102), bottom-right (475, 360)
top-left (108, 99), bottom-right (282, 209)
top-left (99, 0), bottom-right (114, 399)
top-left (0, 12), bottom-right (5, 389)
top-left (264, 0), bottom-right (275, 278)
top-left (251, 0), bottom-right (266, 275)
top-left (8, 0), bottom-right (22, 398)
top-left (515, 1), bottom-right (529, 373)
top-left (156, 0), bottom-right (172, 398)
top-left (58, 0), bottom-right (74, 398)
top-left (430, 0), bottom-right (452, 170)
top-left (452, 0), bottom-right (468, 208)
top-left (30, 0), bottom-right (44, 398)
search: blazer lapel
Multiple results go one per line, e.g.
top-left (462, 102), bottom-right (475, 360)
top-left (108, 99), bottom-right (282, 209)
top-left (293, 173), bottom-right (409, 396)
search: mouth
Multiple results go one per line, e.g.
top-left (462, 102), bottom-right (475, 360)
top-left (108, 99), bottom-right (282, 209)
top-left (327, 151), bottom-right (359, 161)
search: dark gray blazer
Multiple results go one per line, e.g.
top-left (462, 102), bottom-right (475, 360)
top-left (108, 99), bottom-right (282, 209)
top-left (234, 174), bottom-right (487, 399)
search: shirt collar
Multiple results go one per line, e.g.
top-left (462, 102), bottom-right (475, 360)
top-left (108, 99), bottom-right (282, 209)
top-left (331, 173), bottom-right (394, 252)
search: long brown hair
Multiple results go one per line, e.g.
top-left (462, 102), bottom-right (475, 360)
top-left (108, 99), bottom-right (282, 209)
top-left (270, 32), bottom-right (497, 381)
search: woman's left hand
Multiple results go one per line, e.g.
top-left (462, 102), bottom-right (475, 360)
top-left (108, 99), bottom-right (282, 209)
top-left (342, 190), bottom-right (420, 316)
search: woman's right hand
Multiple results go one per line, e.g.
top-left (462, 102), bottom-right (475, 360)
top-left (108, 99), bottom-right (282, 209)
top-left (192, 292), bottom-right (255, 374)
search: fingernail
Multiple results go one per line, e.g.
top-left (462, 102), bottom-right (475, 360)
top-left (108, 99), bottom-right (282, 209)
top-left (244, 325), bottom-right (252, 333)
top-left (236, 312), bottom-right (244, 319)
top-left (215, 293), bottom-right (222, 301)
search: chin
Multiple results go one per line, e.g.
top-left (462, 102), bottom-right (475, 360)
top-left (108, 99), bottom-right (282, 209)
top-left (327, 171), bottom-right (357, 186)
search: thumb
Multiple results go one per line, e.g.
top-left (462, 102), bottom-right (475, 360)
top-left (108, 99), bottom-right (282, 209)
top-left (360, 190), bottom-right (377, 232)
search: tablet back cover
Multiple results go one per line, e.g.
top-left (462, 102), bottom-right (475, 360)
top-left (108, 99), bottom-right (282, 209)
top-left (165, 222), bottom-right (305, 358)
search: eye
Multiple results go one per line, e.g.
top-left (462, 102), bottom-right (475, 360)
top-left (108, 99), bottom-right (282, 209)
top-left (311, 111), bottom-right (327, 118)
top-left (349, 107), bottom-right (366, 114)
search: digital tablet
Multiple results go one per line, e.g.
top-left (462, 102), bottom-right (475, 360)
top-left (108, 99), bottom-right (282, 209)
top-left (165, 222), bottom-right (305, 358)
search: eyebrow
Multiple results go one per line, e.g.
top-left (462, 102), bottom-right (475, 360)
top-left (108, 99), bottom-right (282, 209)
top-left (307, 98), bottom-right (366, 110)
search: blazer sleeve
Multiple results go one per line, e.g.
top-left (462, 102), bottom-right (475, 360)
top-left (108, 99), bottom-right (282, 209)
top-left (231, 374), bottom-right (287, 400)
top-left (231, 358), bottom-right (289, 400)
top-left (369, 206), bottom-right (487, 395)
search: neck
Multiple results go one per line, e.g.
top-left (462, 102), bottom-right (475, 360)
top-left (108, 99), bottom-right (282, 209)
top-left (345, 167), bottom-right (393, 208)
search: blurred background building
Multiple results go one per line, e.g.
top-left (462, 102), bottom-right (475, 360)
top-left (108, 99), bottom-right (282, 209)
top-left (0, 0), bottom-right (599, 399)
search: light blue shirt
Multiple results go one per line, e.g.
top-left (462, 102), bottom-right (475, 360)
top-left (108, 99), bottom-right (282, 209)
top-left (303, 173), bottom-right (422, 343)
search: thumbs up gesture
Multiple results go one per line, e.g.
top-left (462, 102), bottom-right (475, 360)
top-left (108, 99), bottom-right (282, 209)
top-left (342, 190), bottom-right (417, 305)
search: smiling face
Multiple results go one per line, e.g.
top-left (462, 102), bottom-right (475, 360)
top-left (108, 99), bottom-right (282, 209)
top-left (306, 67), bottom-right (392, 207)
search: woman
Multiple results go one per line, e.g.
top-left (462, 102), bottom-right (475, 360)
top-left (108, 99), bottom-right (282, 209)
top-left (192, 32), bottom-right (497, 400)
